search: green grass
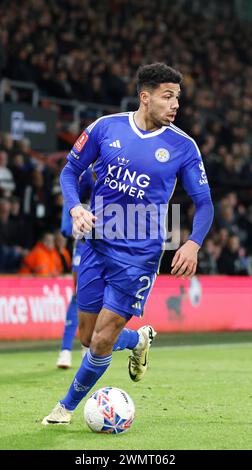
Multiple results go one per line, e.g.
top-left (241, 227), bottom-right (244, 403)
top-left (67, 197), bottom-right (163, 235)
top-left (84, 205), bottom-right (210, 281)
top-left (0, 336), bottom-right (252, 450)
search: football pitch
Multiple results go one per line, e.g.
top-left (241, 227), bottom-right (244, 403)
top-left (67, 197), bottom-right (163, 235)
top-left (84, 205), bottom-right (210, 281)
top-left (0, 333), bottom-right (252, 450)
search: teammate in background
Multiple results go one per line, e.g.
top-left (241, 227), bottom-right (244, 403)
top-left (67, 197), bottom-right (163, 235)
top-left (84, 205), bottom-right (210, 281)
top-left (43, 63), bottom-right (214, 425)
top-left (56, 168), bottom-right (94, 368)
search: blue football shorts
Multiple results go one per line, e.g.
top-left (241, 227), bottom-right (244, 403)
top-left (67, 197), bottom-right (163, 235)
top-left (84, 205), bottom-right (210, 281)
top-left (72, 240), bottom-right (85, 272)
top-left (77, 242), bottom-right (157, 320)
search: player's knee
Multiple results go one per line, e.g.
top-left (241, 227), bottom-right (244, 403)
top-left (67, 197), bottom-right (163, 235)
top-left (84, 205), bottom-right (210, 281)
top-left (79, 334), bottom-right (91, 348)
top-left (90, 331), bottom-right (113, 355)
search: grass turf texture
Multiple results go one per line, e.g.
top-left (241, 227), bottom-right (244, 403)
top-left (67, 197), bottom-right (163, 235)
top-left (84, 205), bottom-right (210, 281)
top-left (0, 333), bottom-right (252, 450)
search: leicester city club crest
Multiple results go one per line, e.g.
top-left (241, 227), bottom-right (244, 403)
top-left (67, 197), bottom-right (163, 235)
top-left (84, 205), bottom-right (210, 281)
top-left (155, 148), bottom-right (170, 163)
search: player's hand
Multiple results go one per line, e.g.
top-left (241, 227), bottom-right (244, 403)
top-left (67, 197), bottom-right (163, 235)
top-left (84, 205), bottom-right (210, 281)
top-left (70, 204), bottom-right (97, 235)
top-left (171, 240), bottom-right (200, 279)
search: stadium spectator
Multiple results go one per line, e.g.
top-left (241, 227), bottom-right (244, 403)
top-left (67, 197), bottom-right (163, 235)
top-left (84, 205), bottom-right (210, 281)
top-left (0, 197), bottom-right (29, 248)
top-left (19, 231), bottom-right (67, 276)
top-left (22, 167), bottom-right (53, 240)
top-left (198, 239), bottom-right (221, 275)
top-left (0, 150), bottom-right (15, 197)
top-left (9, 153), bottom-right (31, 198)
top-left (0, 133), bottom-right (15, 157)
top-left (0, 197), bottom-right (29, 272)
top-left (217, 235), bottom-right (249, 275)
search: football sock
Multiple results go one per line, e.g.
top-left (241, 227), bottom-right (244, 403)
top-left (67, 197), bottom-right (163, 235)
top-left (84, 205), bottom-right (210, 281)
top-left (113, 328), bottom-right (139, 351)
top-left (61, 295), bottom-right (78, 351)
top-left (60, 348), bottom-right (112, 411)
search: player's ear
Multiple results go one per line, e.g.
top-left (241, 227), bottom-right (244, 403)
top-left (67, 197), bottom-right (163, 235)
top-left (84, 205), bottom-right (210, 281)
top-left (140, 90), bottom-right (150, 105)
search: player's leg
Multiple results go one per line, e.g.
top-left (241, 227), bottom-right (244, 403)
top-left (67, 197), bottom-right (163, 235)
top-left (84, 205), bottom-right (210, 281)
top-left (60, 309), bottom-right (127, 410)
top-left (42, 308), bottom-right (127, 425)
top-left (42, 243), bottom-right (107, 425)
top-left (76, 291), bottom-right (152, 357)
top-left (104, 269), bottom-right (157, 382)
top-left (56, 271), bottom-right (78, 368)
top-left (57, 240), bottom-right (104, 369)
top-left (112, 327), bottom-right (139, 351)
top-left (113, 325), bottom-right (156, 359)
top-left (77, 310), bottom-right (98, 348)
top-left (43, 309), bottom-right (99, 425)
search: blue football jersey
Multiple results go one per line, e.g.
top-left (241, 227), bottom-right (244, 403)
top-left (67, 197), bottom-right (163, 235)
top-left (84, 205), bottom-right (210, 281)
top-left (61, 167), bottom-right (94, 237)
top-left (66, 112), bottom-right (211, 270)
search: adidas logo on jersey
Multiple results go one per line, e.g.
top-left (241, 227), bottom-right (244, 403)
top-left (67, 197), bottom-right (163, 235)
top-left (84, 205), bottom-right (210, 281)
top-left (109, 140), bottom-right (121, 148)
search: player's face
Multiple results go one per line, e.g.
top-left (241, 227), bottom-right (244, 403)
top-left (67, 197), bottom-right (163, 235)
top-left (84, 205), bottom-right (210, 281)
top-left (147, 83), bottom-right (180, 127)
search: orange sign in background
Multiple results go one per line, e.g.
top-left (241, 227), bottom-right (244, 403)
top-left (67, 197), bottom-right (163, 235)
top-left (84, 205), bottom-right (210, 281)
top-left (0, 276), bottom-right (251, 340)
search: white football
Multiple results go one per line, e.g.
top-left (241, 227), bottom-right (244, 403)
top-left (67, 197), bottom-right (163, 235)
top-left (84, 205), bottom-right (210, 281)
top-left (84, 387), bottom-right (135, 434)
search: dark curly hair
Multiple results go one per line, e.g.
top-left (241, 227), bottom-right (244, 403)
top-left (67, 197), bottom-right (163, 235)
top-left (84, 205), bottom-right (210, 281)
top-left (136, 63), bottom-right (183, 94)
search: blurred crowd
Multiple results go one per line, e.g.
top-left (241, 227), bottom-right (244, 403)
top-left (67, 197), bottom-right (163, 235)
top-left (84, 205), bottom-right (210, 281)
top-left (0, 132), bottom-right (66, 273)
top-left (0, 0), bottom-right (252, 275)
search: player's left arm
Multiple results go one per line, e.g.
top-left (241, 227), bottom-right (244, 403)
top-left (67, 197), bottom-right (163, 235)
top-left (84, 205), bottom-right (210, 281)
top-left (60, 167), bottom-right (94, 238)
top-left (61, 201), bottom-right (73, 237)
top-left (171, 141), bottom-right (214, 279)
top-left (60, 121), bottom-right (103, 234)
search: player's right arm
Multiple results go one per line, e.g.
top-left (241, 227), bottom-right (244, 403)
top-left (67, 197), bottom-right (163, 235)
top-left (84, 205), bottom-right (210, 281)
top-left (60, 121), bottom-right (101, 234)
